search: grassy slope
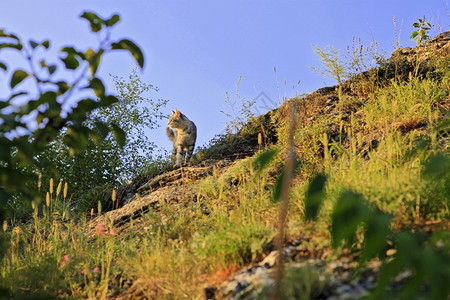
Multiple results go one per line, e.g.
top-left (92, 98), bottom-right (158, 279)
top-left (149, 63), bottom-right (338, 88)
top-left (0, 34), bottom-right (449, 299)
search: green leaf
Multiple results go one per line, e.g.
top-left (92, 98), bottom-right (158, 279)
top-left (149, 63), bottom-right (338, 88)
top-left (111, 39), bottom-right (144, 68)
top-left (98, 95), bottom-right (118, 107)
top-left (64, 126), bottom-right (89, 154)
top-left (254, 148), bottom-right (279, 174)
top-left (61, 46), bottom-right (76, 54)
top-left (331, 191), bottom-right (370, 248)
top-left (39, 91), bottom-right (57, 103)
top-left (88, 77), bottom-right (105, 98)
top-left (10, 69), bottom-right (29, 89)
top-left (410, 32), bottom-right (419, 39)
top-left (0, 43), bottom-right (23, 50)
top-left (111, 123), bottom-right (126, 147)
top-left (40, 91), bottom-right (60, 117)
top-left (41, 40), bottom-right (50, 49)
top-left (27, 40), bottom-right (49, 50)
top-left (24, 100), bottom-right (40, 112)
top-left (24, 91), bottom-right (57, 113)
top-left (47, 64), bottom-right (57, 75)
top-left (56, 81), bottom-right (70, 94)
top-left (61, 47), bottom-right (85, 59)
top-left (360, 211), bottom-right (392, 263)
top-left (0, 30), bottom-right (20, 41)
top-left (80, 11), bottom-right (104, 33)
top-left (0, 61), bottom-right (6, 71)
top-left (61, 54), bottom-right (79, 70)
top-left (106, 14), bottom-right (120, 27)
top-left (29, 40), bottom-right (39, 49)
top-left (272, 157), bottom-right (301, 202)
top-left (423, 153), bottom-right (450, 194)
top-left (15, 138), bottom-right (35, 164)
top-left (91, 51), bottom-right (102, 75)
top-left (8, 92), bottom-right (27, 101)
top-left (272, 171), bottom-right (284, 202)
top-left (0, 139), bottom-right (11, 161)
top-left (84, 48), bottom-right (95, 61)
top-left (73, 98), bottom-right (98, 112)
top-left (85, 48), bottom-right (102, 75)
top-left (304, 173), bottom-right (327, 221)
top-left (94, 121), bottom-right (110, 139)
top-left (0, 101), bottom-right (9, 109)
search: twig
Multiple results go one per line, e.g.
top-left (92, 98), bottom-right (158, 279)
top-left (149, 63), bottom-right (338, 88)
top-left (273, 102), bottom-right (298, 299)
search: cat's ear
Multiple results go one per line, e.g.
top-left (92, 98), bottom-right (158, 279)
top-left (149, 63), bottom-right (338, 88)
top-left (171, 110), bottom-right (175, 115)
top-left (175, 109), bottom-right (181, 117)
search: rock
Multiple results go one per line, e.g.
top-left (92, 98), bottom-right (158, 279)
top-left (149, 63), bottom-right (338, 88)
top-left (259, 251), bottom-right (279, 268)
top-left (335, 284), bottom-right (352, 294)
top-left (204, 285), bottom-right (217, 299)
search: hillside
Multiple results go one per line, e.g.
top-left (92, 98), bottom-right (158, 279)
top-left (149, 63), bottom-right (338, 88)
top-left (1, 32), bottom-right (449, 299)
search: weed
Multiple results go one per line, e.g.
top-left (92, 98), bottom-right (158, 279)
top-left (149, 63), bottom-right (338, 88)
top-left (364, 76), bottom-right (446, 131)
top-left (411, 16), bottom-right (432, 46)
top-left (311, 44), bottom-right (350, 84)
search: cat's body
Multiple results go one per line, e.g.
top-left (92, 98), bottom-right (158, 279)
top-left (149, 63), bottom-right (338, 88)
top-left (167, 109), bottom-right (197, 168)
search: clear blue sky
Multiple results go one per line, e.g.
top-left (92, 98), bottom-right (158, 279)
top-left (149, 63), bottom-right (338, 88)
top-left (1, 0), bottom-right (448, 153)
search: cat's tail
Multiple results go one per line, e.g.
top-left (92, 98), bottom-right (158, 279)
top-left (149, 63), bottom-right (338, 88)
top-left (166, 127), bottom-right (175, 141)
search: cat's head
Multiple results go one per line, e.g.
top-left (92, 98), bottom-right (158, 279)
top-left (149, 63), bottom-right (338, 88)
top-left (168, 109), bottom-right (185, 129)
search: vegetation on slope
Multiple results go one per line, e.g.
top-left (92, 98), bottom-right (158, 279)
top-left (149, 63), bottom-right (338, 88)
top-left (0, 15), bottom-right (449, 299)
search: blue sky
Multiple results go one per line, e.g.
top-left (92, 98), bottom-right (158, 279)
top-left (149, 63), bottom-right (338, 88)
top-left (0, 0), bottom-right (448, 153)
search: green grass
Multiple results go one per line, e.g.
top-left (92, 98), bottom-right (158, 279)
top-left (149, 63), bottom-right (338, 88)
top-left (364, 76), bottom-right (447, 130)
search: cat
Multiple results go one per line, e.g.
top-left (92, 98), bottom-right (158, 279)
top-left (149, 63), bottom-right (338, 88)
top-left (166, 109), bottom-right (197, 168)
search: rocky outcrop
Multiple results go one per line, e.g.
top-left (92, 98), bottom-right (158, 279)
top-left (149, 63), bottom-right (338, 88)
top-left (390, 31), bottom-right (449, 65)
top-left (208, 244), bottom-right (381, 300)
top-left (86, 160), bottom-right (234, 238)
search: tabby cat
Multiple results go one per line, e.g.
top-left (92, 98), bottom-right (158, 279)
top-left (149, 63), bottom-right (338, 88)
top-left (166, 109), bottom-right (197, 168)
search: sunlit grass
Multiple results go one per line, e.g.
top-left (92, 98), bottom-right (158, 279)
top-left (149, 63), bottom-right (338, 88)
top-left (1, 46), bottom-right (449, 299)
top-left (364, 76), bottom-right (447, 130)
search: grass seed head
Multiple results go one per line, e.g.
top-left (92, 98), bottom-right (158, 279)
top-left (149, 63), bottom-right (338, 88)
top-left (56, 181), bottom-right (62, 196)
top-left (49, 178), bottom-right (54, 195)
top-left (63, 182), bottom-right (68, 199)
top-left (37, 174), bottom-right (42, 190)
top-left (12, 226), bottom-right (22, 236)
top-left (46, 192), bottom-right (50, 207)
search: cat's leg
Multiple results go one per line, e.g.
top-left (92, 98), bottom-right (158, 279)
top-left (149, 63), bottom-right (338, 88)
top-left (180, 149), bottom-right (186, 166)
top-left (184, 144), bottom-right (195, 166)
top-left (172, 145), bottom-right (177, 157)
top-left (174, 145), bottom-right (182, 168)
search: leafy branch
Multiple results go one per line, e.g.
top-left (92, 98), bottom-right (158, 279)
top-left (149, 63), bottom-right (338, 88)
top-left (0, 11), bottom-right (144, 219)
top-left (410, 16), bottom-right (432, 46)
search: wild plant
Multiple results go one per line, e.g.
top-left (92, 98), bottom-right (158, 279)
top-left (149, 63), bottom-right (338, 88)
top-left (221, 76), bottom-right (257, 134)
top-left (0, 11), bottom-right (144, 242)
top-left (346, 37), bottom-right (386, 77)
top-left (410, 16), bottom-right (432, 45)
top-left (364, 75), bottom-right (446, 131)
top-left (0, 177), bottom-right (123, 299)
top-left (392, 16), bottom-right (402, 49)
top-left (310, 45), bottom-right (350, 85)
